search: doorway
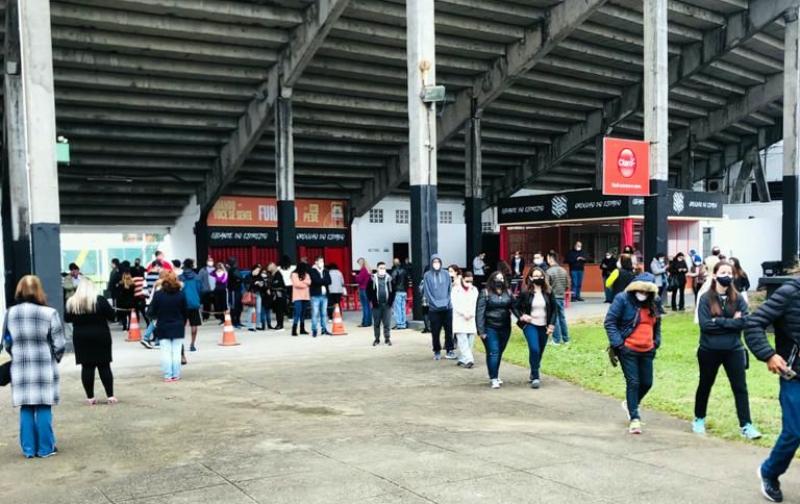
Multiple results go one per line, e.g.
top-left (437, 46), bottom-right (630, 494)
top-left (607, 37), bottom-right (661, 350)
top-left (393, 242), bottom-right (409, 262)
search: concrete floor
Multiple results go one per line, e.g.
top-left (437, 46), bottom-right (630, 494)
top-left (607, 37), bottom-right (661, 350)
top-left (0, 308), bottom-right (794, 504)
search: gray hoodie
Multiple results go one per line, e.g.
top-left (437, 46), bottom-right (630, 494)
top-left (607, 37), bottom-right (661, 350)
top-left (422, 254), bottom-right (451, 311)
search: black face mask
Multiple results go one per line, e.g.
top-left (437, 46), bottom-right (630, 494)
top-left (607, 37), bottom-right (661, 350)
top-left (493, 280), bottom-right (505, 290)
top-left (532, 278), bottom-right (545, 286)
top-left (716, 276), bottom-right (733, 287)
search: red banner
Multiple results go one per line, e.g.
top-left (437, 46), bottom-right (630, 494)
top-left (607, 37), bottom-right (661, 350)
top-left (208, 196), bottom-right (346, 229)
top-left (603, 137), bottom-right (650, 196)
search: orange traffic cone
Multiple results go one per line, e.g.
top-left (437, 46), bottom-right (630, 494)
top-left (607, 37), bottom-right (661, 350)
top-left (331, 303), bottom-right (347, 336)
top-left (219, 311), bottom-right (240, 346)
top-left (126, 309), bottom-right (141, 342)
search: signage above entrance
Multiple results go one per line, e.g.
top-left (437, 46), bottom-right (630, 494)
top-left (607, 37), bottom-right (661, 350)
top-left (207, 196), bottom-right (346, 229)
top-left (602, 137), bottom-right (650, 196)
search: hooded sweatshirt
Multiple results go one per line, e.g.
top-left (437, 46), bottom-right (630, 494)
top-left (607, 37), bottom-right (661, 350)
top-left (179, 269), bottom-right (202, 310)
top-left (422, 254), bottom-right (451, 312)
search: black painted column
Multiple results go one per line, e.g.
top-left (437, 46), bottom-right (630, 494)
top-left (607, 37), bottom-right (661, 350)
top-left (644, 180), bottom-right (669, 264)
top-left (275, 90), bottom-right (297, 264)
top-left (464, 102), bottom-right (482, 268)
top-left (783, 7), bottom-right (800, 269)
top-left (195, 217), bottom-right (209, 264)
top-left (410, 186), bottom-right (437, 320)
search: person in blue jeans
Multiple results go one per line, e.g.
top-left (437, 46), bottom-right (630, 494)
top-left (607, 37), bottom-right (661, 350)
top-left (546, 253), bottom-right (570, 345)
top-left (744, 276), bottom-right (800, 503)
top-left (309, 257), bottom-right (332, 337)
top-left (476, 271), bottom-right (515, 389)
top-left (515, 268), bottom-right (557, 389)
top-left (148, 272), bottom-right (188, 382)
top-left (391, 258), bottom-right (410, 329)
top-left (600, 251), bottom-right (617, 303)
top-left (565, 241), bottom-right (588, 301)
top-left (355, 258), bottom-right (372, 327)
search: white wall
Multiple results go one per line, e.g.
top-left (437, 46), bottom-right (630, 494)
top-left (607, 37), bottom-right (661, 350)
top-left (351, 197), bottom-right (467, 269)
top-left (164, 196), bottom-right (201, 263)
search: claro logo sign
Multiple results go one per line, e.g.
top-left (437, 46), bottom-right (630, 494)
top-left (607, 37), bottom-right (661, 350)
top-left (603, 137), bottom-right (650, 197)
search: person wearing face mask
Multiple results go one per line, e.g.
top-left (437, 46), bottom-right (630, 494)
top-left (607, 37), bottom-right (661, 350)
top-left (565, 241), bottom-right (588, 302)
top-left (546, 253), bottom-right (570, 345)
top-left (650, 252), bottom-right (668, 299)
top-left (198, 257), bottom-right (214, 321)
top-left (477, 271), bottom-right (515, 388)
top-left (693, 261), bottom-right (761, 440)
top-left (668, 253), bottom-right (689, 311)
top-left (422, 255), bottom-right (456, 360)
top-left (600, 251), bottom-right (618, 304)
top-left (367, 262), bottom-right (395, 346)
top-left (604, 273), bottom-right (663, 434)
top-left (516, 268), bottom-right (557, 389)
top-left (451, 271), bottom-right (479, 369)
top-left (309, 257), bottom-right (332, 337)
top-left (267, 263), bottom-right (286, 331)
top-left (211, 263), bottom-right (229, 324)
top-left (511, 251), bottom-right (525, 279)
top-left (532, 252), bottom-right (548, 272)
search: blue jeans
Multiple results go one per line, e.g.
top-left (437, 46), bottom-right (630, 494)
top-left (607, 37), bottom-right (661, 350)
top-left (523, 325), bottom-right (548, 380)
top-left (393, 292), bottom-right (408, 328)
top-left (481, 326), bottom-right (511, 380)
top-left (311, 295), bottom-right (329, 335)
top-left (293, 300), bottom-right (307, 326)
top-left (144, 320), bottom-right (157, 342)
top-left (571, 270), bottom-right (584, 299)
top-left (20, 405), bottom-right (55, 458)
top-left (552, 298), bottom-right (569, 343)
top-left (603, 277), bottom-right (614, 302)
top-left (159, 338), bottom-right (183, 380)
top-left (619, 348), bottom-right (655, 420)
top-left (259, 295), bottom-right (272, 329)
top-left (762, 378), bottom-right (800, 479)
top-left (359, 288), bottom-right (372, 326)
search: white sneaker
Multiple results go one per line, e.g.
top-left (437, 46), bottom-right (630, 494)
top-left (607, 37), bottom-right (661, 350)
top-left (621, 400), bottom-right (630, 421)
top-left (490, 379), bottom-right (501, 389)
top-left (498, 378), bottom-right (504, 385)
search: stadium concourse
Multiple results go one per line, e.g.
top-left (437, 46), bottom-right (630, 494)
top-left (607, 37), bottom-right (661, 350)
top-left (0, 308), bottom-right (794, 504)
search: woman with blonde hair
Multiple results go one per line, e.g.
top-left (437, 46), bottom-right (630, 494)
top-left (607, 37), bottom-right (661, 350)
top-left (116, 271), bottom-right (136, 331)
top-left (65, 279), bottom-right (117, 405)
top-left (1, 275), bottom-right (66, 458)
top-left (147, 271), bottom-right (188, 382)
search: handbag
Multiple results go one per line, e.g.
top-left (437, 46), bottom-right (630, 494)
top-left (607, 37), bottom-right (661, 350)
top-left (0, 361), bottom-right (10, 387)
top-left (242, 291), bottom-right (256, 307)
top-left (667, 274), bottom-right (679, 292)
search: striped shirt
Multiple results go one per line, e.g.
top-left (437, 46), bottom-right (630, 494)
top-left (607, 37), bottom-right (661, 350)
top-left (133, 276), bottom-right (146, 299)
top-left (547, 265), bottom-right (569, 297)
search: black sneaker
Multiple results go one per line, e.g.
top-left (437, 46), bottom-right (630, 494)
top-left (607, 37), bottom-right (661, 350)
top-left (140, 340), bottom-right (153, 350)
top-left (465, 362), bottom-right (474, 369)
top-left (759, 467), bottom-right (783, 502)
top-left (385, 340), bottom-right (392, 346)
top-left (373, 340), bottom-right (380, 346)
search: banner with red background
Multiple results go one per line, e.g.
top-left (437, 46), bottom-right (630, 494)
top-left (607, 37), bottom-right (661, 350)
top-left (208, 196), bottom-right (346, 229)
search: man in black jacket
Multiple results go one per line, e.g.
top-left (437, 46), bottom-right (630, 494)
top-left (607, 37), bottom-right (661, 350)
top-left (745, 277), bottom-right (800, 503)
top-left (368, 262), bottom-right (395, 346)
top-left (391, 258), bottom-right (410, 330)
top-left (309, 256), bottom-right (332, 337)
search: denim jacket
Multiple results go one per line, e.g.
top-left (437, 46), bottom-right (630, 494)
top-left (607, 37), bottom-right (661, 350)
top-left (604, 292), bottom-right (662, 350)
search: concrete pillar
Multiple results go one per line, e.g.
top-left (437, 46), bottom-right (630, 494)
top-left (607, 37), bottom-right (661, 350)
top-left (464, 101), bottom-right (482, 269)
top-left (643, 0), bottom-right (669, 265)
top-left (406, 0), bottom-right (438, 319)
top-left (275, 89), bottom-right (297, 264)
top-left (783, 7), bottom-right (800, 268)
top-left (3, 0), bottom-right (62, 312)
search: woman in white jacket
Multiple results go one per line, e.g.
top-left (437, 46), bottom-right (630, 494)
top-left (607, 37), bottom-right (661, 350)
top-left (451, 270), bottom-right (479, 369)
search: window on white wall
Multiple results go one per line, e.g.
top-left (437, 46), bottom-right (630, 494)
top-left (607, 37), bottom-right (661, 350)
top-left (439, 210), bottom-right (453, 224)
top-left (369, 209), bottom-right (384, 224)
top-left (395, 209), bottom-right (409, 224)
top-left (482, 221), bottom-right (493, 233)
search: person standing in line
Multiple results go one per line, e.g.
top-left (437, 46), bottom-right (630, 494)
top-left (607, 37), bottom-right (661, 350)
top-left (565, 241), bottom-right (588, 301)
top-left (147, 271), bottom-right (187, 382)
top-left (130, 258), bottom-right (145, 278)
top-left (198, 257), bottom-right (214, 321)
top-left (669, 252), bottom-right (689, 311)
top-left (688, 253), bottom-right (707, 306)
top-left (277, 256), bottom-right (296, 323)
top-left (242, 265), bottom-right (262, 332)
top-left (2, 276), bottom-right (66, 458)
top-left (144, 262), bottom-right (162, 304)
top-left (607, 254), bottom-right (636, 297)
top-left (476, 270), bottom-right (515, 389)
top-left (730, 257), bottom-right (751, 303)
top-left (211, 263), bottom-right (229, 324)
top-left (693, 261), bottom-right (762, 440)
top-left (391, 258), bottom-right (409, 330)
top-left (600, 251), bottom-right (617, 304)
top-left (744, 273), bottom-right (800, 503)
top-left (367, 262), bottom-right (395, 346)
top-left (63, 263), bottom-right (83, 302)
top-left (546, 253), bottom-right (570, 346)
top-left (423, 255), bottom-right (456, 361)
top-left (531, 252), bottom-right (548, 272)
top-left (515, 268), bottom-right (556, 389)
top-left (650, 252), bottom-right (669, 300)
top-left (107, 258), bottom-right (122, 325)
top-left (268, 262), bottom-right (286, 331)
top-left (705, 246), bottom-right (722, 273)
top-left (131, 264), bottom-right (149, 327)
top-left (511, 251), bottom-right (525, 279)
top-left (452, 270), bottom-right (478, 369)
top-left (179, 259), bottom-right (204, 351)
top-left (309, 257), bottom-right (332, 337)
top-left (226, 258), bottom-right (244, 328)
top-left (355, 258), bottom-right (372, 328)
top-left (420, 265), bottom-right (431, 334)
top-left (116, 271), bottom-right (136, 332)
top-left (290, 262), bottom-right (311, 336)
top-left (604, 273), bottom-right (662, 435)
top-left (258, 267), bottom-right (273, 331)
top-left (65, 279), bottom-right (117, 406)
top-left (472, 252), bottom-right (486, 288)
top-left (147, 250), bottom-right (173, 272)
top-left (327, 263), bottom-right (346, 321)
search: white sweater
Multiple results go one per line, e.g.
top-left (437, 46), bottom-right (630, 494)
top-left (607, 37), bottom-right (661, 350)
top-left (451, 285), bottom-right (479, 334)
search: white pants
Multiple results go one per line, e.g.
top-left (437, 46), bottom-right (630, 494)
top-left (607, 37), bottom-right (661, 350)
top-left (455, 333), bottom-right (475, 364)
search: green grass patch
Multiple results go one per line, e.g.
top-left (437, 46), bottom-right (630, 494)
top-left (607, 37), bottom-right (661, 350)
top-left (501, 312), bottom-right (782, 448)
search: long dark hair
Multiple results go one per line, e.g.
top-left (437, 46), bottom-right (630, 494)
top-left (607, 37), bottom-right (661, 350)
top-left (295, 262), bottom-right (308, 280)
top-left (486, 270), bottom-right (508, 293)
top-left (708, 261), bottom-right (739, 317)
top-left (524, 267), bottom-right (551, 294)
top-left (730, 257), bottom-right (748, 281)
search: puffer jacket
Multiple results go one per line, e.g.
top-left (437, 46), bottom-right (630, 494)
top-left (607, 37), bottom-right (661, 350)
top-left (745, 278), bottom-right (800, 363)
top-left (604, 273), bottom-right (663, 350)
top-left (476, 289), bottom-right (514, 335)
top-left (697, 290), bottom-right (748, 351)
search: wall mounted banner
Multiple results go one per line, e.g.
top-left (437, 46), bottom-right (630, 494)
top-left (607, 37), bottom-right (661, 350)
top-left (207, 196), bottom-right (346, 229)
top-left (498, 189), bottom-right (723, 225)
top-left (208, 227), bottom-right (348, 247)
top-left (603, 137), bottom-right (650, 196)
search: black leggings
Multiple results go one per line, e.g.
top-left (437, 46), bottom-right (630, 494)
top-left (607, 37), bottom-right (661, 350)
top-left (81, 363), bottom-right (114, 399)
top-left (694, 347), bottom-right (751, 426)
top-left (671, 278), bottom-right (686, 310)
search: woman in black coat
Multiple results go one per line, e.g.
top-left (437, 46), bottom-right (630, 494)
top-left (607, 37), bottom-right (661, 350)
top-left (64, 279), bottom-right (117, 405)
top-left (668, 252), bottom-right (690, 311)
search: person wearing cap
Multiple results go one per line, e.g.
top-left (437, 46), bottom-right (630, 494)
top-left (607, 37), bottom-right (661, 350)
top-left (604, 272), bottom-right (663, 435)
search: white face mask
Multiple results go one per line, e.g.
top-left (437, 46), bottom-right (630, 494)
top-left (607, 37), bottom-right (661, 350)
top-left (432, 263), bottom-right (441, 271)
top-left (378, 269), bottom-right (387, 277)
top-left (635, 292), bottom-right (648, 302)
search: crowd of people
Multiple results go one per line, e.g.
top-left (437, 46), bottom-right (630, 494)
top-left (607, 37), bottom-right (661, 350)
top-left (4, 243), bottom-right (800, 504)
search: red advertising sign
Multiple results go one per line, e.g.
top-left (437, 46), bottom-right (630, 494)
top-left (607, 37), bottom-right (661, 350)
top-left (207, 196), bottom-right (346, 229)
top-left (602, 137), bottom-right (650, 196)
